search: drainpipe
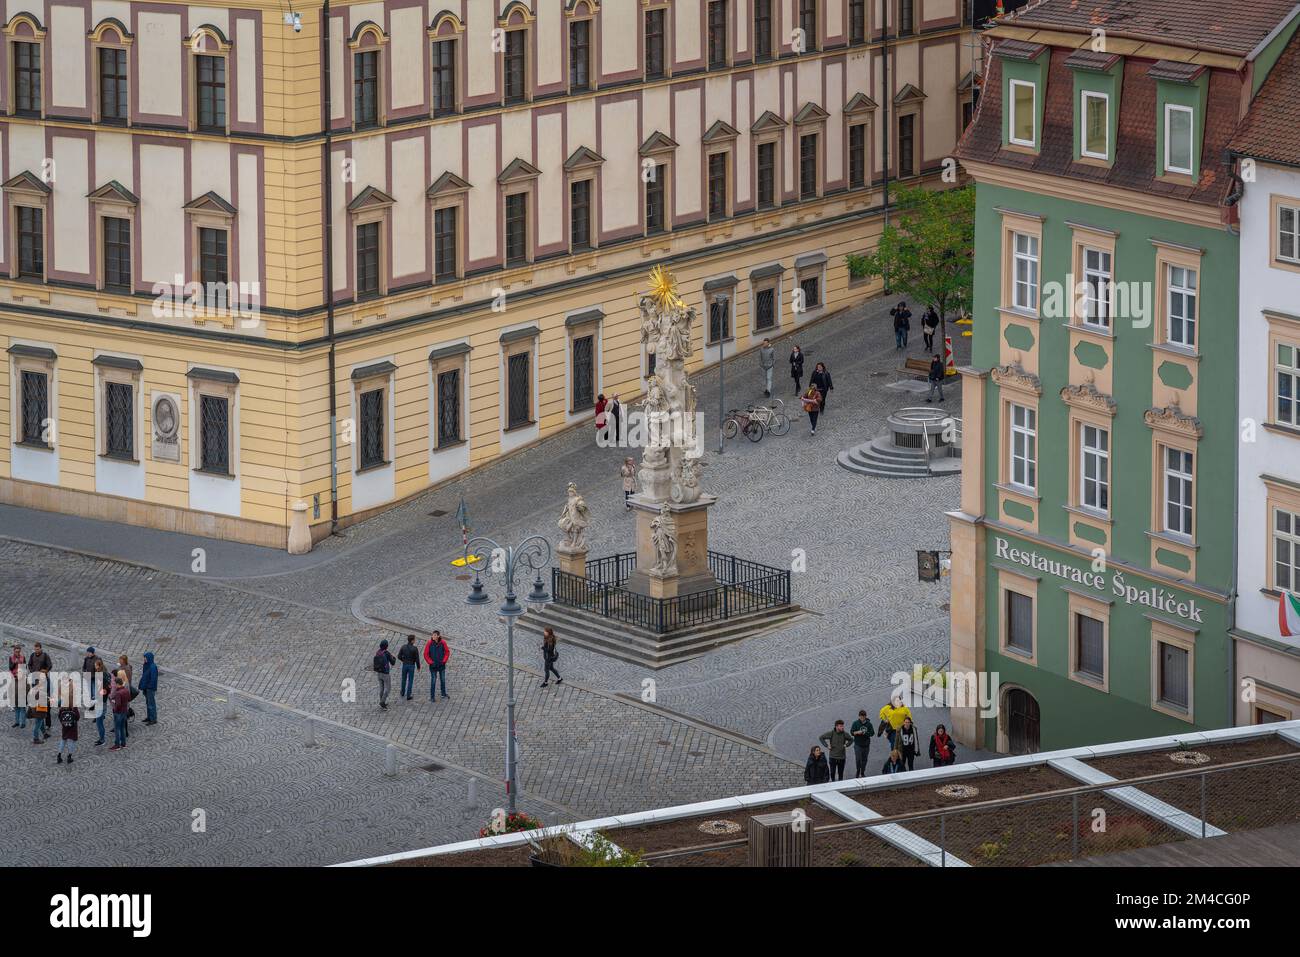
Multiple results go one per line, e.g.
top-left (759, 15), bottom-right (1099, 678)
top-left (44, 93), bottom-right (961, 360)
top-left (881, 15), bottom-right (891, 296)
top-left (322, 0), bottom-right (339, 532)
top-left (1225, 153), bottom-right (1243, 723)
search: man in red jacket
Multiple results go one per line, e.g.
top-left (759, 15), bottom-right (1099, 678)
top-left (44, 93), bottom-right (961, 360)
top-left (109, 676), bottom-right (131, 751)
top-left (423, 632), bottom-right (449, 701)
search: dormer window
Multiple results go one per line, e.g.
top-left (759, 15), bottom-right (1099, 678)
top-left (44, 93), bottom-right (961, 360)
top-left (1081, 91), bottom-right (1109, 159)
top-left (1009, 80), bottom-right (1036, 147)
top-left (1164, 104), bottom-right (1194, 175)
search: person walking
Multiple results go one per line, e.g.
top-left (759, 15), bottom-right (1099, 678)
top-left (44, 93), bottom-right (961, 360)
top-left (424, 631), bottom-right (450, 700)
top-left (926, 353), bottom-right (946, 403)
top-left (809, 362), bottom-right (833, 414)
top-left (8, 643), bottom-right (24, 728)
top-left (929, 724), bottom-right (957, 768)
top-left (397, 634), bottom-right (421, 701)
top-left (922, 306), bottom-right (940, 353)
top-left (540, 627), bottom-right (563, 687)
top-left (109, 675), bottom-right (130, 751)
top-left (800, 385), bottom-right (823, 435)
top-left (850, 710), bottom-right (873, 778)
top-left (91, 659), bottom-right (109, 746)
top-left (372, 639), bottom-right (396, 710)
top-left (819, 720), bottom-right (854, 782)
top-left (139, 651), bottom-right (159, 725)
top-left (608, 394), bottom-right (623, 445)
top-left (789, 345), bottom-right (805, 395)
top-left (897, 716), bottom-right (921, 772)
top-left (117, 655), bottom-right (135, 734)
top-left (594, 394), bottom-right (609, 442)
top-left (759, 338), bottom-right (776, 397)
top-left (891, 300), bottom-right (912, 349)
top-left (30, 666), bottom-right (51, 745)
top-left (56, 685), bottom-right (80, 765)
top-left (881, 749), bottom-right (906, 774)
top-left (804, 745), bottom-right (831, 785)
top-left (877, 695), bottom-right (912, 750)
top-left (620, 457), bottom-right (637, 509)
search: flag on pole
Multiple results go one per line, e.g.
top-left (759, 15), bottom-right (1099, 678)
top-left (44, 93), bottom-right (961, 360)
top-left (1280, 590), bottom-right (1300, 637)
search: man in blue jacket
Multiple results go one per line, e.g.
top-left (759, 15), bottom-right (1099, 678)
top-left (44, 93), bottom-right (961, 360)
top-left (139, 651), bottom-right (159, 725)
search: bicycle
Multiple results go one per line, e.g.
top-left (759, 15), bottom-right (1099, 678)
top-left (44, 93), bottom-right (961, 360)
top-left (746, 403), bottom-right (790, 436)
top-left (723, 408), bottom-right (764, 442)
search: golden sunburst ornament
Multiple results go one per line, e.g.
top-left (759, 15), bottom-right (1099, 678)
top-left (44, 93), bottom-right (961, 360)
top-left (648, 264), bottom-right (683, 310)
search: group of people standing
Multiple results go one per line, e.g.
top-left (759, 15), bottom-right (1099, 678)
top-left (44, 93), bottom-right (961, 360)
top-left (805, 695), bottom-right (958, 784)
top-left (373, 632), bottom-right (450, 709)
top-left (7, 641), bottom-right (159, 761)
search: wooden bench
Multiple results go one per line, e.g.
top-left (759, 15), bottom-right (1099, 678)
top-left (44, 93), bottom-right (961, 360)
top-left (903, 357), bottom-right (932, 378)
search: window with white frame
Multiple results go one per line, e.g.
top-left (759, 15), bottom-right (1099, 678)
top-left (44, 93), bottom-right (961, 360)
top-left (1167, 264), bottom-right (1197, 348)
top-left (1163, 446), bottom-right (1193, 537)
top-left (1012, 232), bottom-right (1039, 311)
top-left (1081, 91), bottom-right (1108, 159)
top-left (1164, 104), bottom-right (1194, 175)
top-left (1009, 403), bottom-right (1037, 491)
top-left (1279, 201), bottom-right (1300, 264)
top-left (1082, 247), bottom-right (1112, 328)
top-left (1009, 80), bottom-right (1036, 147)
top-left (1080, 423), bottom-right (1109, 513)
top-left (1274, 508), bottom-right (1300, 592)
top-left (1277, 342), bottom-right (1300, 427)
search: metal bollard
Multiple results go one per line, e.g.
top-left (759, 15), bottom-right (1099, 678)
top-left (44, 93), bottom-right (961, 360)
top-left (302, 717), bottom-right (316, 747)
top-left (384, 743), bottom-right (398, 777)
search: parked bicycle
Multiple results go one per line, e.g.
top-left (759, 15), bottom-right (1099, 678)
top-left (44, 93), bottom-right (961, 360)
top-left (723, 408), bottom-right (764, 442)
top-left (746, 403), bottom-right (790, 436)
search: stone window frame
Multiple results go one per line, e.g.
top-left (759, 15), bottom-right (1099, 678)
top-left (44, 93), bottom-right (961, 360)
top-left (751, 0), bottom-right (775, 63)
top-left (498, 2), bottom-right (535, 106)
top-left (896, 0), bottom-right (916, 37)
top-left (748, 263), bottom-right (784, 337)
top-left (566, 0), bottom-right (599, 94)
top-left (793, 252), bottom-right (826, 320)
top-left (500, 160), bottom-right (540, 268)
top-left (893, 86), bottom-right (925, 180)
top-left (565, 310), bottom-right (602, 414)
top-left (1266, 311), bottom-right (1300, 433)
top-left (997, 567), bottom-right (1038, 667)
top-left (564, 147), bottom-right (603, 253)
top-left (1149, 619), bottom-right (1196, 723)
top-left (641, 1), bottom-right (672, 81)
top-left (702, 121), bottom-right (738, 223)
top-left (1269, 193), bottom-right (1300, 274)
top-left (5, 172), bottom-right (50, 282)
top-left (428, 343), bottom-right (470, 450)
top-left (351, 361), bottom-right (396, 473)
top-left (796, 0), bottom-right (820, 54)
top-left (427, 13), bottom-right (464, 118)
top-left (4, 14), bottom-right (47, 119)
top-left (751, 112), bottom-right (786, 212)
top-left (92, 353), bottom-right (144, 464)
top-left (794, 111), bottom-right (826, 200)
top-left (1067, 590), bottom-right (1111, 693)
top-left (187, 25), bottom-right (233, 135)
top-left (640, 133), bottom-right (676, 236)
top-left (1264, 477), bottom-right (1300, 595)
top-left (1065, 405), bottom-right (1115, 530)
top-left (848, 0), bottom-right (868, 45)
top-left (1152, 239), bottom-right (1201, 354)
top-left (705, 0), bottom-right (731, 70)
top-left (997, 208), bottom-right (1042, 316)
top-left (187, 366), bottom-right (239, 478)
top-left (348, 22), bottom-right (387, 130)
top-left (89, 181), bottom-right (138, 293)
top-left (500, 326), bottom-right (539, 431)
top-left (184, 191), bottom-right (238, 311)
top-left (89, 19), bottom-right (133, 126)
top-left (704, 281), bottom-right (735, 346)
top-left (427, 173), bottom-right (469, 283)
top-left (1067, 222), bottom-right (1117, 333)
top-left (346, 186), bottom-right (392, 301)
top-left (1150, 431), bottom-right (1197, 545)
top-left (8, 343), bottom-right (57, 452)
top-left (1000, 395), bottom-right (1039, 496)
top-left (843, 93), bottom-right (875, 190)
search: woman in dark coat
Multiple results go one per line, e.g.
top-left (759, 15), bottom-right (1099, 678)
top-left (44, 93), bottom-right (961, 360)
top-left (789, 346), bottom-right (805, 396)
top-left (929, 723), bottom-right (957, 768)
top-left (896, 716), bottom-right (921, 772)
top-left (804, 745), bottom-right (831, 785)
top-left (540, 627), bottom-right (562, 688)
top-left (809, 363), bottom-right (833, 413)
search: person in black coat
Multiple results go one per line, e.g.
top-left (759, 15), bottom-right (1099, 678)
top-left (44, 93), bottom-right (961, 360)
top-left (922, 306), bottom-right (940, 352)
top-left (789, 345), bottom-right (805, 395)
top-left (804, 745), bottom-right (831, 785)
top-left (540, 627), bottom-right (563, 688)
top-left (809, 363), bottom-right (833, 414)
top-left (890, 301), bottom-right (912, 349)
top-left (896, 716), bottom-right (921, 771)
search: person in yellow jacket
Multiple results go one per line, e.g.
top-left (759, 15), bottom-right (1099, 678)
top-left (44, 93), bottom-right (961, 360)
top-left (877, 696), bottom-right (912, 749)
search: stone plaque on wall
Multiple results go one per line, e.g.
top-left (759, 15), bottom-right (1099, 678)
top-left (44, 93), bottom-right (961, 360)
top-left (151, 392), bottom-right (181, 462)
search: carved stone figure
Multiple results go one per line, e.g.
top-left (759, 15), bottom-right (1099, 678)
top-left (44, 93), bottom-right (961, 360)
top-left (671, 456), bottom-right (704, 504)
top-left (557, 482), bottom-right (590, 552)
top-left (650, 503), bottom-right (678, 577)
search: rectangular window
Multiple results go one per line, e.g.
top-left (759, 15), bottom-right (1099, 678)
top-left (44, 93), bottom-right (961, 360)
top-left (197, 54), bottom-right (227, 131)
top-left (1082, 247), bottom-right (1112, 328)
top-left (962, 100), bottom-right (974, 130)
top-left (507, 351), bottom-right (531, 428)
top-left (1012, 232), bottom-right (1039, 311)
top-left (799, 0), bottom-right (818, 51)
top-left (434, 207), bottom-right (458, 281)
top-left (799, 133), bottom-right (818, 199)
top-left (1165, 104), bottom-right (1194, 175)
top-left (755, 287), bottom-right (776, 330)
top-left (198, 394), bottom-right (230, 475)
top-left (17, 206), bottom-right (44, 279)
top-left (707, 1), bottom-right (728, 69)
top-left (898, 114), bottom-right (915, 177)
top-left (572, 334), bottom-right (595, 410)
top-left (104, 380), bottom-right (133, 459)
top-left (754, 0), bottom-right (773, 61)
top-left (849, 0), bottom-right (866, 43)
top-left (198, 228), bottom-right (228, 308)
top-left (849, 124), bottom-right (866, 188)
top-left (799, 276), bottom-right (820, 309)
top-left (1009, 403), bottom-right (1037, 491)
top-left (708, 152), bottom-right (728, 219)
top-left (1277, 343), bottom-right (1300, 427)
top-left (358, 387), bottom-right (385, 469)
top-left (1082, 91), bottom-right (1108, 159)
top-left (355, 222), bottom-right (380, 299)
top-left (1277, 202), bottom-right (1299, 264)
top-left (644, 8), bottom-right (665, 79)
top-left (1276, 508), bottom-right (1300, 592)
top-left (19, 370), bottom-right (48, 446)
top-left (899, 0), bottom-right (915, 36)
top-left (431, 40), bottom-right (456, 116)
top-left (13, 41), bottom-right (40, 115)
top-left (1075, 614), bottom-right (1105, 680)
top-left (436, 368), bottom-right (461, 446)
top-left (102, 216), bottom-right (131, 291)
top-left (709, 296), bottom-right (731, 344)
top-left (504, 30), bottom-right (527, 103)
top-left (1010, 80), bottom-right (1036, 147)
top-left (570, 20), bottom-right (590, 92)
top-left (1167, 265), bottom-right (1197, 347)
top-left (99, 47), bottom-right (127, 122)
top-left (645, 164), bottom-right (666, 233)
top-left (1080, 423), bottom-right (1110, 514)
top-left (570, 180), bottom-right (592, 251)
top-left (1164, 447), bottom-right (1194, 537)
top-left (757, 142), bottom-right (776, 209)
top-left (505, 193), bottom-right (528, 266)
top-left (1157, 641), bottom-right (1189, 711)
top-left (1005, 590), bottom-right (1033, 655)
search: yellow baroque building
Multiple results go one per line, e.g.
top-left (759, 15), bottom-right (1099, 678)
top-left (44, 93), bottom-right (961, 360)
top-left (0, 0), bottom-right (973, 549)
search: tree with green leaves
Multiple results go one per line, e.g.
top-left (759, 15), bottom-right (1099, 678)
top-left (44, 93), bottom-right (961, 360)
top-left (846, 184), bottom-right (975, 368)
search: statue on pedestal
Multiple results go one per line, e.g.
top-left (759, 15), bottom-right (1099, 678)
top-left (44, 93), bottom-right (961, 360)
top-left (557, 482), bottom-right (590, 553)
top-left (649, 503), bottom-right (678, 577)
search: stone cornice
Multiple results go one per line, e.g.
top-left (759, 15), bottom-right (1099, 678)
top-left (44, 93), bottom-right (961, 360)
top-left (1060, 382), bottom-right (1117, 417)
top-left (991, 363), bottom-right (1041, 396)
top-left (1145, 405), bottom-right (1203, 439)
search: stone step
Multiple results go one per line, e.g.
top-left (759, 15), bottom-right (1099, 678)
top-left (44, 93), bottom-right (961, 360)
top-left (838, 450), bottom-right (933, 479)
top-left (526, 599), bottom-right (797, 646)
top-left (847, 447), bottom-right (931, 471)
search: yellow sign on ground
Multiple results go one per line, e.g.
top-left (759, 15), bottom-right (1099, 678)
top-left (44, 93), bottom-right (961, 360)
top-left (450, 555), bottom-right (483, 567)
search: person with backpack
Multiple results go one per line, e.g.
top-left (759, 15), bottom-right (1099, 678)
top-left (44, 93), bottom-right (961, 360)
top-left (849, 710), bottom-right (873, 778)
top-left (8, 643), bottom-right (25, 728)
top-left (890, 300), bottom-right (912, 349)
top-left (804, 745), bottom-right (831, 785)
top-left (896, 716), bottom-right (921, 772)
top-left (540, 627), bottom-right (562, 688)
top-left (818, 719), bottom-right (854, 782)
top-left (929, 723), bottom-right (957, 768)
top-left (759, 338), bottom-right (776, 397)
top-left (423, 631), bottom-right (450, 701)
top-left (373, 639), bottom-right (396, 710)
top-left (56, 683), bottom-right (80, 765)
top-left (109, 675), bottom-right (130, 751)
top-left (397, 634), bottom-right (421, 701)
top-left (922, 306), bottom-right (940, 352)
top-left (789, 345), bottom-right (805, 395)
top-left (926, 354), bottom-right (946, 403)
top-left (139, 651), bottom-right (159, 725)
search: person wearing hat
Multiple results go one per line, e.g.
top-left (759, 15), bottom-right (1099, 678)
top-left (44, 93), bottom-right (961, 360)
top-left (81, 646), bottom-right (104, 675)
top-left (372, 639), bottom-right (396, 710)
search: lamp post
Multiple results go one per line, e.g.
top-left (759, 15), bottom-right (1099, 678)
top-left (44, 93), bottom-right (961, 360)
top-left (464, 533), bottom-right (552, 814)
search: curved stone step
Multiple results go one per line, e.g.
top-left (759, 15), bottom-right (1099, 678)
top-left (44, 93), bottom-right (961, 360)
top-left (836, 450), bottom-right (933, 478)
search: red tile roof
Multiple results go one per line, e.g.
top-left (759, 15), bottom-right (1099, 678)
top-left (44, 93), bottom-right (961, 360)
top-left (1228, 32), bottom-right (1300, 165)
top-left (1007, 0), bottom-right (1300, 57)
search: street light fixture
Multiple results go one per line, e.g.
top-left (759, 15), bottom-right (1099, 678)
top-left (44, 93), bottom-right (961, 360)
top-left (463, 533), bottom-right (553, 814)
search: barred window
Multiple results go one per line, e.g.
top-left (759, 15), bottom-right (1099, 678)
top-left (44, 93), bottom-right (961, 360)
top-left (708, 296), bottom-right (731, 344)
top-left (198, 394), bottom-right (230, 474)
top-left (196, 55), bottom-right (226, 131)
top-left (572, 335), bottom-right (595, 410)
top-left (99, 47), bottom-right (127, 122)
top-left (104, 381), bottom-right (134, 459)
top-left (431, 40), bottom-right (456, 116)
top-left (436, 368), bottom-right (461, 446)
top-left (799, 276), bottom-right (820, 310)
top-left (353, 51), bottom-right (378, 127)
top-left (103, 217), bottom-right (131, 291)
top-left (20, 370), bottom-right (49, 446)
top-left (359, 388), bottom-right (385, 470)
top-left (13, 42), bottom-right (41, 115)
top-left (754, 287), bottom-right (776, 331)
top-left (507, 352), bottom-right (531, 429)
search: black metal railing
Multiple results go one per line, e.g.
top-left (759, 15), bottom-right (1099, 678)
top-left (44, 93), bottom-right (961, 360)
top-left (551, 551), bottom-right (791, 634)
